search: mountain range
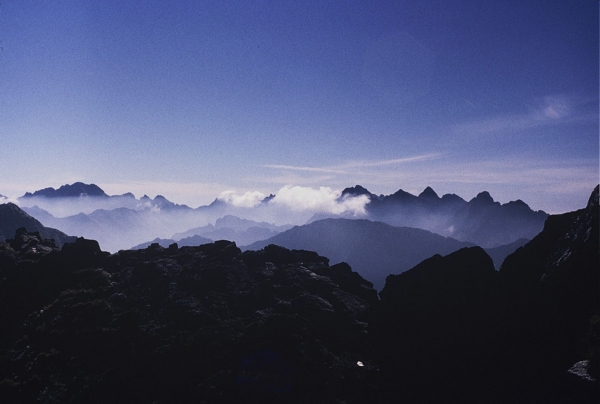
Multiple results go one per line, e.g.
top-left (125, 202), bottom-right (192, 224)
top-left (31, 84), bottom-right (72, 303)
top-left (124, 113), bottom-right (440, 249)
top-left (245, 218), bottom-right (531, 291)
top-left (339, 184), bottom-right (548, 247)
top-left (246, 218), bottom-right (475, 291)
top-left (14, 182), bottom-right (547, 253)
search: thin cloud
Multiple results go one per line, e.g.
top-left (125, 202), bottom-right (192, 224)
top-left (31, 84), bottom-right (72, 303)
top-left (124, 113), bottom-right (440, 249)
top-left (338, 153), bottom-right (442, 168)
top-left (451, 94), bottom-right (597, 137)
top-left (262, 153), bottom-right (442, 174)
top-left (261, 165), bottom-right (346, 174)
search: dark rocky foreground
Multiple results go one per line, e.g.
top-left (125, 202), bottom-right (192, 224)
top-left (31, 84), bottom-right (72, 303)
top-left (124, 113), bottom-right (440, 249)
top-left (0, 234), bottom-right (378, 403)
top-left (0, 186), bottom-right (598, 403)
top-left (371, 185), bottom-right (599, 403)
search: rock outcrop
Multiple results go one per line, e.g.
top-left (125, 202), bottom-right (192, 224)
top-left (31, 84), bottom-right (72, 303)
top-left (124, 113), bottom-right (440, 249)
top-left (0, 235), bottom-right (377, 404)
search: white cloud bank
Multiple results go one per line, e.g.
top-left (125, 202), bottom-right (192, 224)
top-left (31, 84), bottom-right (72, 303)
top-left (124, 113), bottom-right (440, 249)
top-left (218, 190), bottom-right (267, 208)
top-left (218, 185), bottom-right (370, 216)
top-left (271, 185), bottom-right (369, 215)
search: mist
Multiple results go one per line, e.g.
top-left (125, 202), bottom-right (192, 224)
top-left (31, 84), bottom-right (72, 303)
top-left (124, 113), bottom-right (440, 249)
top-left (14, 186), bottom-right (371, 253)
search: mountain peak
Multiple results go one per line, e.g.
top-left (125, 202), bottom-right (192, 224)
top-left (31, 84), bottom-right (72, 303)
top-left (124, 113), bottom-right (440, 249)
top-left (388, 188), bottom-right (417, 201)
top-left (418, 186), bottom-right (439, 200)
top-left (341, 185), bottom-right (373, 198)
top-left (21, 182), bottom-right (108, 198)
top-left (470, 191), bottom-right (495, 204)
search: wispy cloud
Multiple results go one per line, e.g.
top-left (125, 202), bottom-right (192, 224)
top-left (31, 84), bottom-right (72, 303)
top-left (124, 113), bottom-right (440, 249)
top-left (450, 94), bottom-right (597, 137)
top-left (262, 153), bottom-right (442, 174)
top-left (261, 165), bottom-right (346, 174)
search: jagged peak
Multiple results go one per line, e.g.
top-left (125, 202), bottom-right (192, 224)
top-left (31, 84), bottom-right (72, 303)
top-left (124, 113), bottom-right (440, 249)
top-left (504, 199), bottom-right (529, 208)
top-left (418, 186), bottom-right (439, 200)
top-left (389, 188), bottom-right (417, 200)
top-left (470, 191), bottom-right (495, 204)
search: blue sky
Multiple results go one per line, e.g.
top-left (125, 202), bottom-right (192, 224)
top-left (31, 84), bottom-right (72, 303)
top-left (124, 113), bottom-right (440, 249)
top-left (0, 0), bottom-right (597, 213)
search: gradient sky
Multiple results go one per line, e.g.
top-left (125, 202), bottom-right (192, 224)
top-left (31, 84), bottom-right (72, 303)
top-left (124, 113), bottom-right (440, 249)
top-left (0, 1), bottom-right (598, 213)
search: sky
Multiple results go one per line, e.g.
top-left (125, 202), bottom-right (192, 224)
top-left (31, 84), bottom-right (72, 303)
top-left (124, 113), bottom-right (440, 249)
top-left (0, 0), bottom-right (598, 213)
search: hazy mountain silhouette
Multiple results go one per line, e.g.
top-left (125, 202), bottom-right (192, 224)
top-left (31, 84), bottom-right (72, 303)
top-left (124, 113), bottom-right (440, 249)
top-left (245, 218), bottom-right (475, 291)
top-left (341, 185), bottom-right (547, 247)
top-left (173, 215), bottom-right (292, 246)
top-left (0, 203), bottom-right (75, 246)
top-left (484, 237), bottom-right (530, 269)
top-left (21, 182), bottom-right (108, 198)
top-left (18, 182), bottom-right (548, 253)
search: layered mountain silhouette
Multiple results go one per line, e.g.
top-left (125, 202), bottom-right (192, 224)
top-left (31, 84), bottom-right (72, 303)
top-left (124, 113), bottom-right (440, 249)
top-left (172, 215), bottom-right (293, 247)
top-left (20, 202), bottom-right (210, 252)
top-left (340, 185), bottom-right (548, 247)
top-left (17, 182), bottom-right (546, 253)
top-left (246, 218), bottom-right (476, 291)
top-left (245, 218), bottom-right (531, 291)
top-left (0, 203), bottom-right (75, 246)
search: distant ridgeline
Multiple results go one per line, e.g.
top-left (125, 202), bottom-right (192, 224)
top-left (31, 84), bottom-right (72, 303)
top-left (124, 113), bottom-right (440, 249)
top-left (0, 186), bottom-right (597, 403)
top-left (0, 203), bottom-right (75, 246)
top-left (337, 184), bottom-right (549, 247)
top-left (14, 182), bottom-right (547, 254)
top-left (20, 182), bottom-right (109, 198)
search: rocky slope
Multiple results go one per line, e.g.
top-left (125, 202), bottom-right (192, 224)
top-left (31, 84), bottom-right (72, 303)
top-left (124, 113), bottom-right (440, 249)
top-left (0, 234), bottom-right (378, 404)
top-left (0, 203), bottom-right (75, 247)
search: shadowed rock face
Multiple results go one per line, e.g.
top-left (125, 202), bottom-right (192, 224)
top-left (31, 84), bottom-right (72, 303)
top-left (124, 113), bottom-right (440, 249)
top-left (369, 186), bottom-right (599, 403)
top-left (0, 236), bottom-right (377, 404)
top-left (370, 247), bottom-right (500, 402)
top-left (0, 203), bottom-right (75, 247)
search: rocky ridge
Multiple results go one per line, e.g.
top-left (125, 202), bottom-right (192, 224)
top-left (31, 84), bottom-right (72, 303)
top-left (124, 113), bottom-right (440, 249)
top-left (0, 235), bottom-right (377, 403)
